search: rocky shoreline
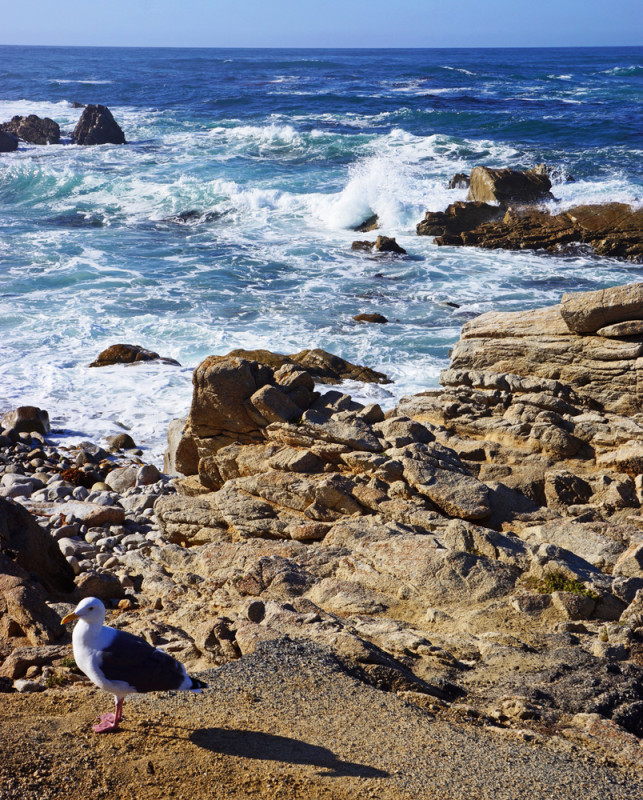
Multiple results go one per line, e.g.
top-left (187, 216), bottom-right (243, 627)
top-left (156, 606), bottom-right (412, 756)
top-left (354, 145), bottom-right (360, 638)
top-left (2, 281), bottom-right (643, 797)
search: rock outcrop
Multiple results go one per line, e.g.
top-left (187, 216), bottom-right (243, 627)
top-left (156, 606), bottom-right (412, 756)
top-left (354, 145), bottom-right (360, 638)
top-left (0, 130), bottom-right (18, 152)
top-left (418, 201), bottom-right (643, 262)
top-left (467, 165), bottom-right (553, 205)
top-left (0, 115), bottom-right (60, 145)
top-left (72, 105), bottom-right (125, 146)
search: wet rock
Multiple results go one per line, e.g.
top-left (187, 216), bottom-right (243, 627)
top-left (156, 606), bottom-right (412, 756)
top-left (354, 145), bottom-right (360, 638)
top-left (1, 406), bottom-right (50, 436)
top-left (106, 433), bottom-right (137, 451)
top-left (72, 104), bottom-right (125, 146)
top-left (0, 130), bottom-right (18, 152)
top-left (0, 114), bottom-right (60, 145)
top-left (353, 313), bottom-right (388, 324)
top-left (467, 165), bottom-right (553, 206)
top-left (448, 172), bottom-right (470, 189)
top-left (89, 343), bottom-right (180, 367)
top-left (352, 214), bottom-right (379, 232)
top-left (429, 203), bottom-right (643, 262)
top-left (351, 236), bottom-right (406, 255)
top-left (417, 201), bottom-right (502, 237)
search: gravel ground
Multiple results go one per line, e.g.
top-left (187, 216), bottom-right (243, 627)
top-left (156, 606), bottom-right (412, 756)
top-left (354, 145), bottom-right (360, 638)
top-left (1, 638), bottom-right (642, 800)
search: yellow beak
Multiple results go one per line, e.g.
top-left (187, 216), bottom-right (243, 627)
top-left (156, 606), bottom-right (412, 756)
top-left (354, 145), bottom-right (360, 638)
top-left (61, 612), bottom-right (79, 624)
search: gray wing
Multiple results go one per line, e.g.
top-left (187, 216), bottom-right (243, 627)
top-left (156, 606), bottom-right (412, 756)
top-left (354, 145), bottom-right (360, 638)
top-left (99, 629), bottom-right (188, 692)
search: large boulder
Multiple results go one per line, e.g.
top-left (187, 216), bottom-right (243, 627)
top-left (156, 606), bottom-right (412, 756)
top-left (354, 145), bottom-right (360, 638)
top-left (0, 130), bottom-right (18, 152)
top-left (0, 115), bottom-right (60, 145)
top-left (72, 104), bottom-right (125, 146)
top-left (0, 498), bottom-right (75, 595)
top-left (467, 165), bottom-right (553, 206)
top-left (1, 406), bottom-right (50, 436)
top-left (560, 281), bottom-right (643, 334)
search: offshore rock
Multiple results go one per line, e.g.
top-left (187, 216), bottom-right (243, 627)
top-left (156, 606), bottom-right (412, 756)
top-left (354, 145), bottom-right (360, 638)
top-left (430, 203), bottom-right (643, 262)
top-left (351, 235), bottom-right (407, 254)
top-left (89, 343), bottom-right (180, 367)
top-left (0, 114), bottom-right (60, 145)
top-left (72, 104), bottom-right (126, 146)
top-left (0, 130), bottom-right (18, 152)
top-left (467, 165), bottom-right (553, 205)
top-left (417, 201), bottom-right (502, 237)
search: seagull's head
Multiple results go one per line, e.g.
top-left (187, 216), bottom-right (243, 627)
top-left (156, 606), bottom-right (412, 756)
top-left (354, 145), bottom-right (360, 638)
top-left (62, 597), bottom-right (107, 626)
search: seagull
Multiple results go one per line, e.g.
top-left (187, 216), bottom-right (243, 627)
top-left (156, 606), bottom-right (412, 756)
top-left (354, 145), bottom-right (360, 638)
top-left (62, 596), bottom-right (206, 733)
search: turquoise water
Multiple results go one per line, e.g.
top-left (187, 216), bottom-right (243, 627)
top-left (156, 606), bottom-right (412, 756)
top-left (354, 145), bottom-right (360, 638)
top-left (0, 47), bottom-right (642, 459)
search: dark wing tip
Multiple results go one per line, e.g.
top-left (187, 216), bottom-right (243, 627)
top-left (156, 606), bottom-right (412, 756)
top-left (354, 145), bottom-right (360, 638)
top-left (191, 677), bottom-right (208, 690)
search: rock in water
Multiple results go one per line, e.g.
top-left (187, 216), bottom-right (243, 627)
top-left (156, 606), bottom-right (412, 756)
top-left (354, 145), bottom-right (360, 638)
top-left (467, 165), bottom-right (553, 205)
top-left (448, 172), bottom-right (470, 189)
top-left (1, 406), bottom-right (50, 436)
top-left (72, 105), bottom-right (126, 146)
top-left (89, 343), bottom-right (180, 367)
top-left (0, 115), bottom-right (60, 145)
top-left (0, 130), bottom-right (18, 152)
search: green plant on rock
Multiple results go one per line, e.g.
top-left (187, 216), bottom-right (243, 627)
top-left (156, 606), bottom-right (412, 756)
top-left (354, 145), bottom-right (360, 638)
top-left (527, 570), bottom-right (599, 601)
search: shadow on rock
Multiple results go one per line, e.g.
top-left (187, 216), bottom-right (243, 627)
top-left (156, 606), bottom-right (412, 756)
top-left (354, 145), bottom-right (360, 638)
top-left (190, 727), bottom-right (389, 778)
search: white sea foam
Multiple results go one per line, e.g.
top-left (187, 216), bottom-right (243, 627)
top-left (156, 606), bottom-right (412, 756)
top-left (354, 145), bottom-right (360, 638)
top-left (442, 66), bottom-right (476, 75)
top-left (49, 79), bottom-right (114, 85)
top-left (547, 74), bottom-right (573, 80)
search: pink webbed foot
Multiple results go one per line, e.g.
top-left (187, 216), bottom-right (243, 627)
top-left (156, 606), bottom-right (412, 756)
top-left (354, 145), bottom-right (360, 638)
top-left (93, 713), bottom-right (119, 733)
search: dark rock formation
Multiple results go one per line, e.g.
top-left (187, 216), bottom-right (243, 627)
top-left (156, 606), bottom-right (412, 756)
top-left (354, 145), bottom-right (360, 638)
top-left (0, 131), bottom-right (18, 153)
top-left (72, 105), bottom-right (125, 146)
top-left (353, 313), bottom-right (388, 324)
top-left (467, 165), bottom-right (553, 205)
top-left (352, 236), bottom-right (407, 255)
top-left (0, 115), bottom-right (60, 145)
top-left (89, 343), bottom-right (180, 368)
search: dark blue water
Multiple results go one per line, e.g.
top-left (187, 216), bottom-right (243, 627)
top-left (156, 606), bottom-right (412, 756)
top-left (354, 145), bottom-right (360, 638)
top-left (0, 46), bottom-right (641, 457)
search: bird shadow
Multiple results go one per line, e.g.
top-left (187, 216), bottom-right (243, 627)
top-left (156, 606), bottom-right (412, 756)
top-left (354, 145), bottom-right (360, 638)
top-left (189, 727), bottom-right (389, 779)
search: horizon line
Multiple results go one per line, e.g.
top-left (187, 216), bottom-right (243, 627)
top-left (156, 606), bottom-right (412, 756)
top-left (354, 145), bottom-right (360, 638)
top-left (1, 43), bottom-right (642, 51)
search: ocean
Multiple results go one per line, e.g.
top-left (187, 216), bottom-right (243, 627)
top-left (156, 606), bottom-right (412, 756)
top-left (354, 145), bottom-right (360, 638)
top-left (0, 46), bottom-right (641, 462)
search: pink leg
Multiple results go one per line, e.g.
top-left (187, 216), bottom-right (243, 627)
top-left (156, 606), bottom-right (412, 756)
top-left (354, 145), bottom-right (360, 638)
top-left (93, 697), bottom-right (124, 733)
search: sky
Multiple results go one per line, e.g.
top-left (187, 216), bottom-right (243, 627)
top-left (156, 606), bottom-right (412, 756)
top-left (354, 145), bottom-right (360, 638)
top-left (2, 0), bottom-right (643, 48)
